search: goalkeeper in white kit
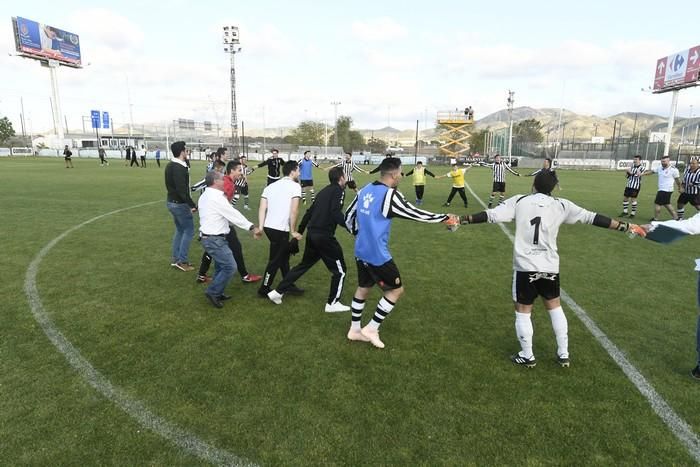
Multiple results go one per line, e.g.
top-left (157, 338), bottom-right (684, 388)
top-left (459, 171), bottom-right (641, 368)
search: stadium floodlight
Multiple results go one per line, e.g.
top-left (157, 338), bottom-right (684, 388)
top-left (507, 90), bottom-right (515, 162)
top-left (222, 26), bottom-right (241, 154)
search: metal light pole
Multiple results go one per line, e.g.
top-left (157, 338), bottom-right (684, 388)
top-left (331, 101), bottom-right (341, 147)
top-left (223, 25), bottom-right (241, 155)
top-left (506, 90), bottom-right (515, 163)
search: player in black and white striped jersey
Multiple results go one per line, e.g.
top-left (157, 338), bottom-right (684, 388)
top-left (677, 158), bottom-right (700, 220)
top-left (485, 154), bottom-right (520, 207)
top-left (620, 155), bottom-right (648, 218)
top-left (233, 155), bottom-right (256, 210)
top-left (326, 152), bottom-right (368, 191)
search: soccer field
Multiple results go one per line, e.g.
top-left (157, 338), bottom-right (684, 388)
top-left (2, 157), bottom-right (699, 465)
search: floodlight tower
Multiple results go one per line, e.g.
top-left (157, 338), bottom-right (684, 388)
top-left (223, 26), bottom-right (241, 154)
top-left (507, 90), bottom-right (515, 162)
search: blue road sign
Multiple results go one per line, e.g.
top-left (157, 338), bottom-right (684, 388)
top-left (91, 110), bottom-right (101, 129)
top-left (102, 111), bottom-right (110, 129)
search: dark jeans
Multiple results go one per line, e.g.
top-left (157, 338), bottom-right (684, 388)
top-left (447, 187), bottom-right (468, 205)
top-left (198, 229), bottom-right (249, 278)
top-left (167, 202), bottom-right (194, 263)
top-left (201, 236), bottom-right (237, 297)
top-left (277, 234), bottom-right (346, 304)
top-left (260, 227), bottom-right (290, 290)
top-left (415, 185), bottom-right (425, 200)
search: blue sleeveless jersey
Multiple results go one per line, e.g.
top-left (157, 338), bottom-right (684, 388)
top-left (355, 182), bottom-right (393, 265)
top-left (299, 159), bottom-right (314, 181)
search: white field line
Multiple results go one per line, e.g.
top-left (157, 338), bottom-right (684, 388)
top-left (23, 201), bottom-right (256, 467)
top-left (464, 183), bottom-right (700, 463)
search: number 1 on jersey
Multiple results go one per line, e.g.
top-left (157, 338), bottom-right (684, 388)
top-left (530, 216), bottom-right (541, 245)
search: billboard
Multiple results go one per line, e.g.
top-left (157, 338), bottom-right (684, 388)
top-left (653, 45), bottom-right (700, 93)
top-left (12, 16), bottom-right (82, 67)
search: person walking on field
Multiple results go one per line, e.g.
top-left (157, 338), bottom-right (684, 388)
top-left (165, 141), bottom-right (197, 271)
top-left (63, 145), bottom-right (74, 168)
top-left (404, 161), bottom-right (436, 206)
top-left (140, 145), bottom-right (147, 168)
top-left (130, 146), bottom-right (140, 167)
top-left (98, 146), bottom-right (109, 167)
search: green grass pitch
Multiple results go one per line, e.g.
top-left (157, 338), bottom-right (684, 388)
top-left (2, 157), bottom-right (699, 465)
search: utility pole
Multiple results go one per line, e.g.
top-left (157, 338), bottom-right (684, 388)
top-left (223, 25), bottom-right (241, 156)
top-left (331, 101), bottom-right (341, 147)
top-left (506, 90), bottom-right (515, 162)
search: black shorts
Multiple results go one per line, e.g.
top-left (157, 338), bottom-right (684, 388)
top-left (654, 191), bottom-right (672, 205)
top-left (300, 179), bottom-right (314, 188)
top-left (623, 187), bottom-right (640, 198)
top-left (492, 182), bottom-right (506, 193)
top-left (237, 184), bottom-right (249, 196)
top-left (346, 180), bottom-right (357, 190)
top-left (678, 192), bottom-right (700, 206)
top-left (512, 271), bottom-right (560, 305)
top-left (356, 259), bottom-right (402, 291)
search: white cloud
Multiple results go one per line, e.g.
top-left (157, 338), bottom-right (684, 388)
top-left (351, 17), bottom-right (407, 42)
top-left (68, 8), bottom-right (145, 52)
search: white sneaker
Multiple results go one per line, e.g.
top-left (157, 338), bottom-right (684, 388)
top-left (347, 328), bottom-right (370, 342)
top-left (360, 326), bottom-right (385, 349)
top-left (243, 205), bottom-right (251, 210)
top-left (267, 290), bottom-right (283, 305)
top-left (325, 302), bottom-right (350, 313)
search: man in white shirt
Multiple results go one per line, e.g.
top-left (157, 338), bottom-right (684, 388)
top-left (257, 160), bottom-right (304, 297)
top-left (198, 171), bottom-right (262, 308)
top-left (645, 156), bottom-right (681, 221)
top-left (642, 213), bottom-right (700, 380)
top-left (459, 171), bottom-right (640, 368)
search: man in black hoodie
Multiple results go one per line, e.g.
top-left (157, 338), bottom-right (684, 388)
top-left (165, 141), bottom-right (197, 271)
top-left (266, 166), bottom-right (351, 312)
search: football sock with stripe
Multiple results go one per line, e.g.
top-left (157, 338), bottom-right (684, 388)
top-left (368, 297), bottom-right (396, 330)
top-left (514, 311), bottom-right (534, 359)
top-left (488, 195), bottom-right (495, 208)
top-left (350, 297), bottom-right (366, 330)
top-left (631, 201), bottom-right (637, 216)
top-left (622, 201), bottom-right (629, 214)
top-left (548, 306), bottom-right (569, 359)
top-left (310, 188), bottom-right (316, 201)
top-left (678, 207), bottom-right (685, 220)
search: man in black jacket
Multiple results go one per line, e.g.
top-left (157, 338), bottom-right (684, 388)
top-left (257, 148), bottom-right (284, 185)
top-left (165, 141), bottom-right (197, 271)
top-left (267, 166), bottom-right (351, 312)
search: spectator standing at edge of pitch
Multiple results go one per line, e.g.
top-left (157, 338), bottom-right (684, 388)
top-left (267, 166), bottom-right (352, 312)
top-left (344, 158), bottom-right (457, 349)
top-left (198, 170), bottom-right (263, 308)
top-left (257, 160), bottom-right (305, 297)
top-left (298, 150), bottom-right (321, 205)
top-left (155, 147), bottom-right (161, 167)
top-left (459, 171), bottom-right (641, 368)
top-left (641, 212), bottom-right (700, 380)
top-left (258, 148), bottom-right (284, 185)
top-left (644, 155), bottom-right (681, 222)
top-left (404, 161), bottom-right (436, 206)
top-left (165, 141), bottom-right (197, 272)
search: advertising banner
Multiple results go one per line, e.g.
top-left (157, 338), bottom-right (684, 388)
top-left (13, 16), bottom-right (82, 67)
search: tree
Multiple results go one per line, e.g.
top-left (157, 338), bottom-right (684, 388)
top-left (0, 117), bottom-right (15, 144)
top-left (468, 129), bottom-right (488, 153)
top-left (327, 116), bottom-right (364, 152)
top-left (367, 137), bottom-right (388, 154)
top-left (288, 120), bottom-right (326, 146)
top-left (513, 119), bottom-right (544, 143)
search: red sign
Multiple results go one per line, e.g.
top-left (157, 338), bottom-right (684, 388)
top-left (652, 45), bottom-right (700, 93)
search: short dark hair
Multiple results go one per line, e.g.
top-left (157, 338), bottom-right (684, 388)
top-left (171, 141), bottom-right (186, 158)
top-left (283, 160), bottom-right (298, 176)
top-left (416, 161), bottom-right (423, 165)
top-left (216, 147), bottom-right (228, 156)
top-left (271, 148), bottom-right (279, 154)
top-left (328, 166), bottom-right (344, 184)
top-left (226, 160), bottom-right (242, 174)
top-left (633, 155), bottom-right (641, 160)
top-left (304, 150), bottom-right (311, 156)
top-left (379, 157), bottom-right (401, 177)
top-left (345, 152), bottom-right (352, 156)
top-left (534, 171), bottom-right (557, 194)
top-left (544, 157), bottom-right (552, 165)
top-left (214, 160), bottom-right (226, 169)
top-left (205, 170), bottom-right (223, 187)
top-left (661, 155), bottom-right (670, 160)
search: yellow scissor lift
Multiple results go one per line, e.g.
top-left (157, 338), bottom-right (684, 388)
top-left (437, 111), bottom-right (474, 160)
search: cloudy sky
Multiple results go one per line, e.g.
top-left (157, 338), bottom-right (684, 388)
top-left (1, 0), bottom-right (699, 134)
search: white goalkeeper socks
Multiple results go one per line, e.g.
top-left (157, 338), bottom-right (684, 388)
top-left (514, 311), bottom-right (534, 359)
top-left (548, 306), bottom-right (569, 359)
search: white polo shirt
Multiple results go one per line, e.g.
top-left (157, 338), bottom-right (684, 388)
top-left (654, 165), bottom-right (680, 192)
top-left (261, 177), bottom-right (301, 231)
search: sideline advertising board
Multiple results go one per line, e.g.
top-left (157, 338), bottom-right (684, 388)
top-left (12, 16), bottom-right (82, 67)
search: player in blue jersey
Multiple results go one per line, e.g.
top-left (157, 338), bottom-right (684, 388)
top-left (298, 150), bottom-right (321, 204)
top-left (344, 158), bottom-right (457, 348)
